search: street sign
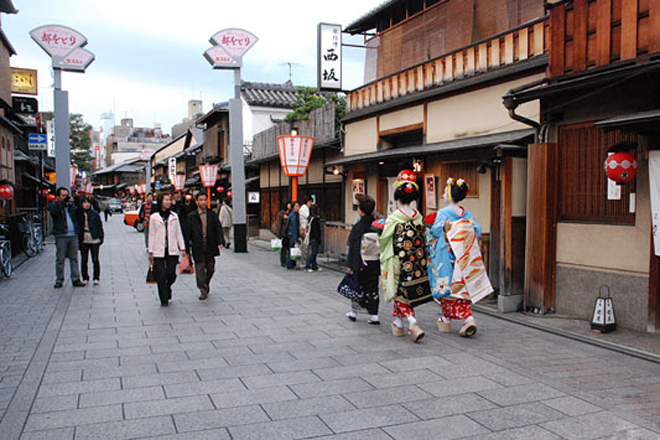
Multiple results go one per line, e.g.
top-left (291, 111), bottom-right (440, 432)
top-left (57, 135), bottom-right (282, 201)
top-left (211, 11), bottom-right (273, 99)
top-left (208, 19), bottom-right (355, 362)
top-left (204, 46), bottom-right (241, 69)
top-left (10, 68), bottom-right (38, 95)
top-left (168, 157), bottom-right (177, 183)
top-left (209, 29), bottom-right (258, 61)
top-left (318, 23), bottom-right (342, 91)
top-left (46, 120), bottom-right (55, 158)
top-left (30, 25), bottom-right (88, 59)
top-left (55, 47), bottom-right (95, 72)
top-left (12, 97), bottom-right (38, 114)
top-left (139, 148), bottom-right (155, 161)
top-left (28, 133), bottom-right (47, 151)
top-left (154, 181), bottom-right (162, 190)
top-left (248, 192), bottom-right (260, 204)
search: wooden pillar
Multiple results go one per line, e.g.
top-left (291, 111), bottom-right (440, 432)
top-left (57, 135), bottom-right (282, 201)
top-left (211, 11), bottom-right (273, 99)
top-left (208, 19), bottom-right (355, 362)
top-left (524, 143), bottom-right (558, 311)
top-left (499, 156), bottom-right (513, 294)
top-left (648, 239), bottom-right (660, 332)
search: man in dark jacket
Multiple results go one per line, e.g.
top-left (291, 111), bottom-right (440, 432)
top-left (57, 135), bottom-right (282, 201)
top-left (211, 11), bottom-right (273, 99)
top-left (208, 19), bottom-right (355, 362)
top-left (186, 192), bottom-right (225, 300)
top-left (48, 187), bottom-right (84, 288)
top-left (138, 193), bottom-right (155, 250)
top-left (272, 201), bottom-right (290, 267)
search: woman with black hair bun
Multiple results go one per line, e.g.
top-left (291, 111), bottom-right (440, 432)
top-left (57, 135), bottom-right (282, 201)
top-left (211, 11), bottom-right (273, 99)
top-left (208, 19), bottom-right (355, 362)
top-left (378, 170), bottom-right (433, 343)
top-left (428, 178), bottom-right (493, 337)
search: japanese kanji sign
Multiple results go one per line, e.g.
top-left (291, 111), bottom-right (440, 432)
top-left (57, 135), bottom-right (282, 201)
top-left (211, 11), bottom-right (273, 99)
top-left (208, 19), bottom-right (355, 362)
top-left (173, 174), bottom-right (186, 192)
top-left (317, 23), bottom-right (342, 91)
top-left (204, 28), bottom-right (258, 70)
top-left (199, 165), bottom-right (219, 188)
top-left (10, 68), bottom-right (38, 95)
top-left (277, 135), bottom-right (314, 177)
top-left (30, 25), bottom-right (95, 73)
top-left (204, 46), bottom-right (241, 69)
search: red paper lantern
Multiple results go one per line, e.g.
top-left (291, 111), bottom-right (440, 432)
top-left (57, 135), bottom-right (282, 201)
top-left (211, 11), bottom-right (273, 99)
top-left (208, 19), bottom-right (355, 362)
top-left (227, 190), bottom-right (233, 199)
top-left (47, 193), bottom-right (56, 202)
top-left (605, 152), bottom-right (637, 184)
top-left (216, 186), bottom-right (225, 193)
top-left (0, 184), bottom-right (13, 200)
top-left (40, 189), bottom-right (50, 196)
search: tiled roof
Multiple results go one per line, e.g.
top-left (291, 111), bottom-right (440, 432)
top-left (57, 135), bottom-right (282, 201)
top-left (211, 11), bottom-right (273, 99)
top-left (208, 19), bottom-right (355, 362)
top-left (241, 81), bottom-right (301, 109)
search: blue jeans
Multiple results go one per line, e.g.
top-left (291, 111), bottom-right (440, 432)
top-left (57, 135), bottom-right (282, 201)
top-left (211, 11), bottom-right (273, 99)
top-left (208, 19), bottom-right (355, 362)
top-left (305, 238), bottom-right (320, 270)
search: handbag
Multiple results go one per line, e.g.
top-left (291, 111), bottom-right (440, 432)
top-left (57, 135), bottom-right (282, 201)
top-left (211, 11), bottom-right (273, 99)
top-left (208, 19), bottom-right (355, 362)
top-left (270, 238), bottom-right (282, 251)
top-left (290, 246), bottom-right (302, 260)
top-left (337, 273), bottom-right (363, 302)
top-left (146, 265), bottom-right (157, 284)
top-left (178, 254), bottom-right (194, 275)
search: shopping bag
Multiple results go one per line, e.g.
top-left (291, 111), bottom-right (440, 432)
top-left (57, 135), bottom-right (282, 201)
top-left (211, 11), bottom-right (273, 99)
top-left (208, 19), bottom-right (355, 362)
top-left (290, 247), bottom-right (302, 261)
top-left (146, 265), bottom-right (157, 284)
top-left (270, 238), bottom-right (282, 251)
top-left (337, 273), bottom-right (363, 302)
top-left (178, 255), bottom-right (194, 275)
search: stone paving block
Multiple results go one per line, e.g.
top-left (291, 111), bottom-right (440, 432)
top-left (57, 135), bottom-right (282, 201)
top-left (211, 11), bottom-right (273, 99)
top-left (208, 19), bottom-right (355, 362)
top-left (467, 402), bottom-right (566, 431)
top-left (314, 362), bottom-right (391, 381)
top-left (344, 385), bottom-right (433, 409)
top-left (36, 378), bottom-right (120, 398)
top-left (31, 395), bottom-right (79, 414)
top-left (320, 404), bottom-right (420, 433)
top-left (124, 395), bottom-right (214, 419)
top-left (45, 358), bottom-right (119, 374)
top-left (82, 363), bottom-right (158, 380)
top-left (73, 415), bottom-right (175, 439)
top-left (267, 356), bottom-right (342, 373)
top-left (173, 405), bottom-right (270, 433)
top-left (84, 346), bottom-right (152, 360)
top-left (542, 396), bottom-right (604, 416)
top-left (227, 416), bottom-right (332, 440)
top-left (122, 370), bottom-right (200, 389)
top-left (241, 370), bottom-right (320, 389)
top-left (79, 385), bottom-right (165, 408)
top-left (164, 377), bottom-right (245, 398)
top-left (384, 414), bottom-right (491, 439)
top-left (289, 346), bottom-right (360, 360)
top-left (156, 357), bottom-right (229, 373)
top-left (185, 346), bottom-right (254, 361)
top-left (196, 364), bottom-right (272, 381)
top-left (52, 341), bottom-right (118, 354)
top-left (363, 369), bottom-right (445, 389)
top-left (224, 351), bottom-right (296, 366)
top-left (291, 377), bottom-right (374, 399)
top-left (309, 428), bottom-right (393, 440)
top-left (149, 428), bottom-right (231, 439)
top-left (462, 425), bottom-right (562, 439)
top-left (247, 341), bottom-right (315, 354)
top-left (48, 352), bottom-right (86, 363)
top-left (379, 356), bottom-right (453, 373)
top-left (120, 351), bottom-right (190, 366)
top-left (19, 427), bottom-right (75, 440)
top-left (209, 386), bottom-right (298, 409)
top-left (261, 395), bottom-right (355, 420)
top-left (403, 392), bottom-right (497, 420)
top-left (418, 376), bottom-right (502, 398)
top-left (599, 428), bottom-right (660, 439)
top-left (477, 383), bottom-right (566, 406)
top-left (541, 411), bottom-right (640, 439)
top-left (483, 370), bottom-right (535, 387)
top-left (332, 351), bottom-right (403, 367)
top-left (23, 405), bottom-right (123, 432)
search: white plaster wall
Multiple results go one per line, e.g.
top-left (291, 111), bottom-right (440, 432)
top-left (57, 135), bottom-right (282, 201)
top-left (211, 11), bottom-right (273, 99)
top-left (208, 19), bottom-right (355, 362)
top-left (344, 117), bottom-right (379, 156)
top-left (379, 105), bottom-right (424, 132)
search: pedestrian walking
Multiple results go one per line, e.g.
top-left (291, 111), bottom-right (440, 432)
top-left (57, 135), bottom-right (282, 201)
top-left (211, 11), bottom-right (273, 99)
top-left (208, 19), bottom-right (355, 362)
top-left (428, 178), bottom-right (493, 337)
top-left (103, 203), bottom-right (111, 222)
top-left (304, 205), bottom-right (322, 272)
top-left (218, 198), bottom-right (233, 249)
top-left (298, 196), bottom-right (313, 270)
top-left (148, 193), bottom-right (187, 307)
top-left (49, 187), bottom-right (84, 288)
top-left (77, 197), bottom-right (104, 285)
top-left (345, 196), bottom-right (380, 324)
top-left (378, 170), bottom-right (433, 342)
top-left (138, 193), bottom-right (155, 250)
top-left (272, 201), bottom-right (290, 267)
top-left (285, 201), bottom-right (300, 269)
top-left (185, 192), bottom-right (225, 300)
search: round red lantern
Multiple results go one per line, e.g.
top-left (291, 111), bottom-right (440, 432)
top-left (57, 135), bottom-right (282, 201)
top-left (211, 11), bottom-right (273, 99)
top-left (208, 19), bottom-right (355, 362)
top-left (216, 186), bottom-right (225, 193)
top-left (227, 190), bottom-right (233, 199)
top-left (47, 193), bottom-right (56, 202)
top-left (605, 152), bottom-right (637, 184)
top-left (0, 184), bottom-right (13, 200)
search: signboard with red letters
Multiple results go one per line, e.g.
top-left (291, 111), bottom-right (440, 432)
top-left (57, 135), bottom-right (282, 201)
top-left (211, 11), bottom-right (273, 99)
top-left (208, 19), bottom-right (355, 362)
top-left (204, 28), bottom-right (258, 70)
top-left (277, 136), bottom-right (314, 177)
top-left (30, 25), bottom-right (95, 72)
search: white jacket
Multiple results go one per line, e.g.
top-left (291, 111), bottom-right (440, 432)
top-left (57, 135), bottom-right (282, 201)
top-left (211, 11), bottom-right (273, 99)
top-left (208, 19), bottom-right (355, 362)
top-left (148, 211), bottom-right (186, 258)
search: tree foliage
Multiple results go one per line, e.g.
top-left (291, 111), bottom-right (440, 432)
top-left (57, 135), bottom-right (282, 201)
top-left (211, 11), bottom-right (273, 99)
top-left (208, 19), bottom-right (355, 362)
top-left (284, 88), bottom-right (346, 129)
top-left (69, 114), bottom-right (94, 172)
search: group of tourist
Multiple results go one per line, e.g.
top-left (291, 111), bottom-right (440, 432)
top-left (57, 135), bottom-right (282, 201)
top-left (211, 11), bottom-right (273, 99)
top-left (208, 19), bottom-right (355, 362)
top-left (272, 196), bottom-right (322, 273)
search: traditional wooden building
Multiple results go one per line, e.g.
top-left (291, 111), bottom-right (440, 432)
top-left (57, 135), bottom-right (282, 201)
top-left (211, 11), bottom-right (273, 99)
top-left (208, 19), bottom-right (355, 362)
top-left (0, 1), bottom-right (18, 216)
top-left (332, 0), bottom-right (549, 309)
top-left (505, 0), bottom-right (660, 331)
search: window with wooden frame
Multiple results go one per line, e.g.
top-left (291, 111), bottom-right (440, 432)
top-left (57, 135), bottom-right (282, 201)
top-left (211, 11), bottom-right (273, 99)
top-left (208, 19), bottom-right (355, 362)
top-left (433, 160), bottom-right (479, 198)
top-left (558, 123), bottom-right (636, 224)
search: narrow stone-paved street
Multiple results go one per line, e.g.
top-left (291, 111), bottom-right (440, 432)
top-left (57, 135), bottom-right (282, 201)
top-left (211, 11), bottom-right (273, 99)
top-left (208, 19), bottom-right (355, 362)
top-left (0, 216), bottom-right (658, 439)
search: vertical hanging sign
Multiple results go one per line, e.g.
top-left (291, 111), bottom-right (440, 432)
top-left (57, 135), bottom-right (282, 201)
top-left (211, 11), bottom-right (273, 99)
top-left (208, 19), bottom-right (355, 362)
top-left (317, 23), bottom-right (342, 91)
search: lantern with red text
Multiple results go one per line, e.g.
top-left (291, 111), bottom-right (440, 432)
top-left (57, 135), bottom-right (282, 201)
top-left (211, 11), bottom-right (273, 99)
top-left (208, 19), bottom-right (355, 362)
top-left (227, 189), bottom-right (233, 199)
top-left (604, 152), bottom-right (637, 185)
top-left (69, 165), bottom-right (78, 189)
top-left (40, 189), bottom-right (50, 197)
top-left (173, 174), bottom-right (186, 192)
top-left (199, 165), bottom-right (219, 208)
top-left (47, 193), bottom-right (56, 202)
top-left (0, 184), bottom-right (13, 200)
top-left (277, 135), bottom-right (314, 201)
top-left (217, 186), bottom-right (225, 193)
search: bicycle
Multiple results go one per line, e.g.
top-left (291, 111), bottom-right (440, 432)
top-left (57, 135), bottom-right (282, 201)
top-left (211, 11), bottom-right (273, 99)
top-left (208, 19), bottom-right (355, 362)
top-left (0, 224), bottom-right (12, 278)
top-left (23, 215), bottom-right (43, 258)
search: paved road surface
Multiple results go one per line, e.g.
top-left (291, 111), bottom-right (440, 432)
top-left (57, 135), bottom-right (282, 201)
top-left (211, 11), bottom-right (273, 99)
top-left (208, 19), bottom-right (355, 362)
top-left (0, 215), bottom-right (658, 439)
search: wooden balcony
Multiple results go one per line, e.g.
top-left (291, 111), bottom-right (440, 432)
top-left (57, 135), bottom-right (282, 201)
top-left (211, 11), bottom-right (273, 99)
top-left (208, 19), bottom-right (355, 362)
top-left (549, 0), bottom-right (660, 78)
top-left (346, 17), bottom-right (549, 114)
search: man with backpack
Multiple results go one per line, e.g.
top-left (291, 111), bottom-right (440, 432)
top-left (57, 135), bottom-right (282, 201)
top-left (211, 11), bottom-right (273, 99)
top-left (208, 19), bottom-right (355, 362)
top-left (345, 195), bottom-right (380, 325)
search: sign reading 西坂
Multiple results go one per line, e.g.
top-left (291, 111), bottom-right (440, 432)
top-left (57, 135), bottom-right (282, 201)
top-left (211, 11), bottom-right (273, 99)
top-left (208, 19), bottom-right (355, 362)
top-left (317, 23), bottom-right (342, 91)
top-left (28, 133), bottom-right (48, 151)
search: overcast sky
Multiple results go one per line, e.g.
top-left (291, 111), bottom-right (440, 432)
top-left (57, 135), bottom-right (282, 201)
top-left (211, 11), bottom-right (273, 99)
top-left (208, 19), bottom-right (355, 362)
top-left (3, 0), bottom-right (383, 135)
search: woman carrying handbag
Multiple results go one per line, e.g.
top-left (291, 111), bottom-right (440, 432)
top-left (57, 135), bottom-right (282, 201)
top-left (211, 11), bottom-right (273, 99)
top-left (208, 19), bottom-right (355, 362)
top-left (77, 197), bottom-right (104, 285)
top-left (148, 192), bottom-right (187, 306)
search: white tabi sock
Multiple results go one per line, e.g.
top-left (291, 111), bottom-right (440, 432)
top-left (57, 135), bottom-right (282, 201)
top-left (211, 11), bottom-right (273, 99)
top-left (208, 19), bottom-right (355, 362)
top-left (407, 316), bottom-right (417, 329)
top-left (438, 316), bottom-right (450, 324)
top-left (393, 318), bottom-right (403, 328)
top-left (464, 316), bottom-right (475, 324)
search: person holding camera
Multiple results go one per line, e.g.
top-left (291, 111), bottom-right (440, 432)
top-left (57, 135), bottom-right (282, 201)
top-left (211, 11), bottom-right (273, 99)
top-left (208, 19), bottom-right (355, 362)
top-left (48, 187), bottom-right (84, 288)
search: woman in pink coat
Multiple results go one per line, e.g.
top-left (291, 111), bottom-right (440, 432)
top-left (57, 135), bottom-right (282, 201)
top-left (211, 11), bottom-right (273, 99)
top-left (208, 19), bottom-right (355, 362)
top-left (148, 192), bottom-right (187, 306)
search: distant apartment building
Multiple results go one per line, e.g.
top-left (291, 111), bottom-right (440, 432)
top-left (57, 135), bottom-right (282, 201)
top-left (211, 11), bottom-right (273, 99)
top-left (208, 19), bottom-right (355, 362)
top-left (171, 99), bottom-right (204, 139)
top-left (103, 118), bottom-right (170, 167)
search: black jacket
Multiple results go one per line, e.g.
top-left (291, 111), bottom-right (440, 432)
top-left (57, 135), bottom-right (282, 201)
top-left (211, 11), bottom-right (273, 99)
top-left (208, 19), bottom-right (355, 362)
top-left (185, 209), bottom-right (225, 262)
top-left (77, 208), bottom-right (104, 244)
top-left (346, 215), bottom-right (375, 273)
top-left (309, 216), bottom-right (321, 241)
top-left (48, 200), bottom-right (79, 237)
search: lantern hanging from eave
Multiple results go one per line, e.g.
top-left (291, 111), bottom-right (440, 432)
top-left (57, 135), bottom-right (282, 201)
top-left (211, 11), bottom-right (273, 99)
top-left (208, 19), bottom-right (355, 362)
top-left (173, 174), bottom-right (186, 192)
top-left (227, 189), bottom-right (233, 199)
top-left (47, 193), bottom-right (56, 202)
top-left (40, 189), bottom-right (50, 197)
top-left (199, 165), bottom-right (219, 188)
top-left (277, 135), bottom-right (314, 177)
top-left (605, 152), bottom-right (637, 185)
top-left (217, 185), bottom-right (225, 193)
top-left (0, 184), bottom-right (14, 200)
top-left (69, 165), bottom-right (79, 189)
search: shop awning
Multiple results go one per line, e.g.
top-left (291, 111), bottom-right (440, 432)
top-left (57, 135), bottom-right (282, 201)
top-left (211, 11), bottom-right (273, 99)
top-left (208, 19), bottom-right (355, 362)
top-left (595, 109), bottom-right (660, 134)
top-left (325, 129), bottom-right (534, 167)
top-left (22, 172), bottom-right (54, 188)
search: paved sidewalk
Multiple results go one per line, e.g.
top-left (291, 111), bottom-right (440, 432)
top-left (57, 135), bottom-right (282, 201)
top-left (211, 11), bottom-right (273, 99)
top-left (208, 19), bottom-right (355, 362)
top-left (0, 217), bottom-right (659, 439)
